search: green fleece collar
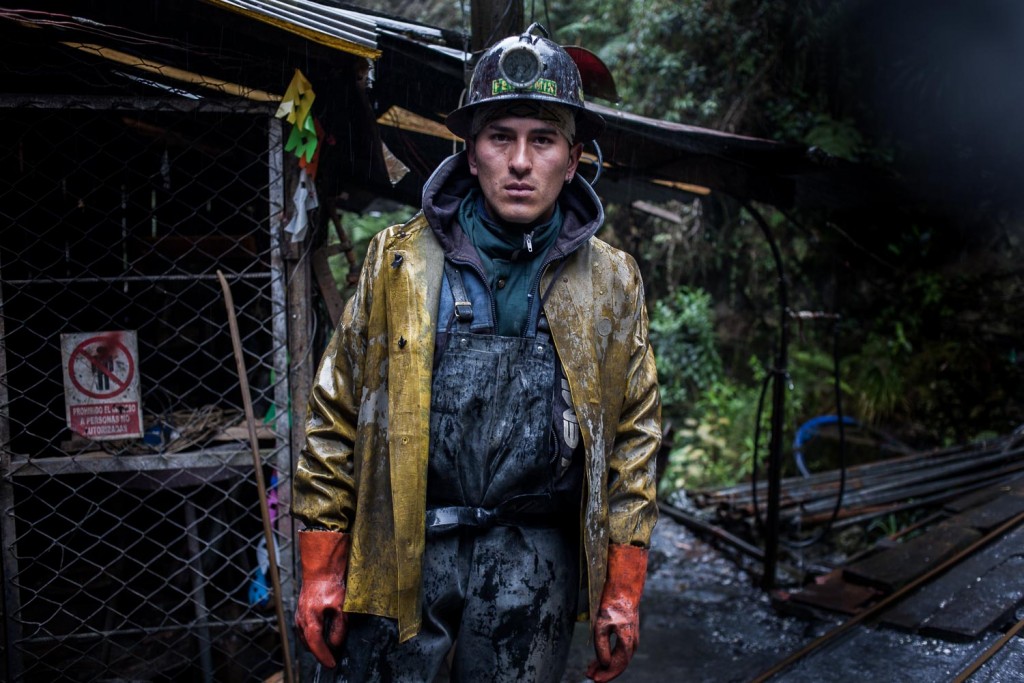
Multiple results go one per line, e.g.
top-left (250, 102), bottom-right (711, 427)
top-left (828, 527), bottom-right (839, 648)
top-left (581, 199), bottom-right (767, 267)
top-left (458, 189), bottom-right (562, 336)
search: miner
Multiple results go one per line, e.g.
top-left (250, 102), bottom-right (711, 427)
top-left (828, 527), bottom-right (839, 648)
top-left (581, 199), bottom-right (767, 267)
top-left (292, 24), bottom-right (661, 683)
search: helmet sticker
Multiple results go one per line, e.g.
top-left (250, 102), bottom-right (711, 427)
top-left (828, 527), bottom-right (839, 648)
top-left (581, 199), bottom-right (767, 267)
top-left (491, 78), bottom-right (559, 97)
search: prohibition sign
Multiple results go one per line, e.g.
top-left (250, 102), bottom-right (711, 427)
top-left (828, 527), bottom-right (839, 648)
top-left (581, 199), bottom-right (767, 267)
top-left (67, 335), bottom-right (136, 400)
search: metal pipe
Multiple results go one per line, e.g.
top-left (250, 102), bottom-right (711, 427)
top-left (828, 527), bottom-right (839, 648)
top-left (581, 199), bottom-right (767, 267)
top-left (952, 615), bottom-right (1024, 683)
top-left (659, 502), bottom-right (764, 561)
top-left (0, 94), bottom-right (274, 114)
top-left (4, 272), bottom-right (271, 287)
top-left (15, 616), bottom-right (282, 644)
top-left (795, 457), bottom-right (1024, 517)
top-left (703, 442), bottom-right (1024, 511)
top-left (0, 246), bottom-right (23, 683)
top-left (742, 202), bottom-right (788, 590)
top-left (706, 435), bottom-right (1010, 502)
top-left (812, 472), bottom-right (1024, 529)
top-left (183, 499), bottom-right (216, 683)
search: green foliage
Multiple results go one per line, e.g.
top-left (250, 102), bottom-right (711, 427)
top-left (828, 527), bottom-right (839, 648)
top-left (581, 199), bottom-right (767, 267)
top-left (660, 378), bottom-right (762, 494)
top-left (551, 0), bottom-right (853, 149)
top-left (842, 330), bottom-right (909, 424)
top-left (650, 286), bottom-right (763, 493)
top-left (327, 207), bottom-right (415, 287)
top-left (555, 0), bottom-right (737, 125)
top-left (840, 262), bottom-right (1024, 445)
top-left (649, 287), bottom-right (722, 410)
top-left (804, 115), bottom-right (866, 160)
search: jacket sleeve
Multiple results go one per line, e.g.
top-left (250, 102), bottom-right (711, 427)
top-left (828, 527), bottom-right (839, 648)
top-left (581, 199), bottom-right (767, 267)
top-left (292, 233), bottom-right (382, 532)
top-left (606, 263), bottom-right (661, 548)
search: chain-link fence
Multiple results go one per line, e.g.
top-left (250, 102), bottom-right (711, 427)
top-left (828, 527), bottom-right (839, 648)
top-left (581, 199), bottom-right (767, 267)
top-left (1, 96), bottom-right (299, 682)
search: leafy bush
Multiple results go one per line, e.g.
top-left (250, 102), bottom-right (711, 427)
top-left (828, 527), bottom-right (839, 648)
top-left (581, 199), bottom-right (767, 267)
top-left (651, 276), bottom-right (862, 494)
top-left (660, 377), bottom-right (762, 495)
top-left (649, 287), bottom-right (723, 410)
top-left (651, 285), bottom-right (764, 493)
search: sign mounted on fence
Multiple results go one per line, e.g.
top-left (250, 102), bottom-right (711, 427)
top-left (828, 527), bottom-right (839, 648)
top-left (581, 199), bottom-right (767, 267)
top-left (61, 330), bottom-right (143, 440)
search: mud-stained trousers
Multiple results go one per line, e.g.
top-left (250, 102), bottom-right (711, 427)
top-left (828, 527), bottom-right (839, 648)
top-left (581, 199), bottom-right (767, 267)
top-left (334, 525), bottom-right (578, 683)
top-left (333, 277), bottom-right (581, 683)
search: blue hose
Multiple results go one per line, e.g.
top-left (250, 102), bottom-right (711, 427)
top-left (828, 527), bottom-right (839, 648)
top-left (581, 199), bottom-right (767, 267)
top-left (793, 415), bottom-right (859, 477)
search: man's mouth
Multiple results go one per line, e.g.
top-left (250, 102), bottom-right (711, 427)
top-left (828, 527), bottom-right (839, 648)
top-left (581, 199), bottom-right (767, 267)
top-left (505, 183), bottom-right (534, 197)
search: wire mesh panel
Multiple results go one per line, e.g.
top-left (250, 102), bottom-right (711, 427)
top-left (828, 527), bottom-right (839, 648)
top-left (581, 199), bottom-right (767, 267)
top-left (0, 97), bottom-right (295, 682)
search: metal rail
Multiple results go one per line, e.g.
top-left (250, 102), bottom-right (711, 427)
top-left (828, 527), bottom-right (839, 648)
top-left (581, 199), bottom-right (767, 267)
top-left (952, 616), bottom-right (1024, 683)
top-left (751, 508), bottom-right (1024, 682)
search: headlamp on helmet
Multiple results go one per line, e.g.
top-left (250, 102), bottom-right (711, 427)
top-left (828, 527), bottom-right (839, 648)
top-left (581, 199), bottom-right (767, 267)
top-left (498, 40), bottom-right (543, 90)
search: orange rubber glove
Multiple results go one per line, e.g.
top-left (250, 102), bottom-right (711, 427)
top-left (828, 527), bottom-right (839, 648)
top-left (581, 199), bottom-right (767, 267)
top-left (586, 543), bottom-right (649, 682)
top-left (295, 530), bottom-right (351, 668)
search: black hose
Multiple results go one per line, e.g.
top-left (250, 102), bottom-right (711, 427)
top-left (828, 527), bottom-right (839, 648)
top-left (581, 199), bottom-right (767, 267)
top-left (751, 366), bottom-right (774, 534)
top-left (742, 201), bottom-right (848, 551)
top-left (780, 316), bottom-right (847, 549)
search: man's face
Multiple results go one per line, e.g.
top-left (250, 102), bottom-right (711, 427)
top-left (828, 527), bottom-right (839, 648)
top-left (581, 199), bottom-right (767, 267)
top-left (467, 115), bottom-right (583, 226)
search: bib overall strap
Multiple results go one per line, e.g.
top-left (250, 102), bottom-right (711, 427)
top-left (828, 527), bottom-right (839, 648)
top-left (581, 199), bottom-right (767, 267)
top-left (444, 260), bottom-right (474, 323)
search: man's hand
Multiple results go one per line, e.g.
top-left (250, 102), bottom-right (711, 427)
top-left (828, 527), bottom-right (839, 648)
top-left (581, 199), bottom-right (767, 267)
top-left (586, 544), bottom-right (648, 682)
top-left (295, 530), bottom-right (351, 668)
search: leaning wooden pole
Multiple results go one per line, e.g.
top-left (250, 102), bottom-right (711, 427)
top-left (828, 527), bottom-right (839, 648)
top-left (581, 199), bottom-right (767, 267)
top-left (217, 270), bottom-right (296, 683)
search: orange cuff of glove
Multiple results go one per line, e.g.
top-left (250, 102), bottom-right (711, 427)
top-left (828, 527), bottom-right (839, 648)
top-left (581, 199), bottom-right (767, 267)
top-left (295, 530), bottom-right (351, 668)
top-left (587, 543), bottom-right (649, 683)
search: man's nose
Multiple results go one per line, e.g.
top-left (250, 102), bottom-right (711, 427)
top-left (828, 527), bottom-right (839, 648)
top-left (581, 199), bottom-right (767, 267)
top-left (508, 140), bottom-right (532, 174)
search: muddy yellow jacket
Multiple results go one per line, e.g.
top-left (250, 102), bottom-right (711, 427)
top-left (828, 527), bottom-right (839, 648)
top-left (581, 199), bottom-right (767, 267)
top-left (293, 153), bottom-right (660, 642)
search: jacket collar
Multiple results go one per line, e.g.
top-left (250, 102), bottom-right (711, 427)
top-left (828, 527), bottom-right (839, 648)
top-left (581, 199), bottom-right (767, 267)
top-left (420, 151), bottom-right (605, 263)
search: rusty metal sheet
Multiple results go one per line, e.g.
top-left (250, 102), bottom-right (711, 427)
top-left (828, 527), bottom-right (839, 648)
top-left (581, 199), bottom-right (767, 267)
top-left (780, 569), bottom-right (884, 615)
top-left (881, 525), bottom-right (1024, 638)
top-left (842, 523), bottom-right (982, 592)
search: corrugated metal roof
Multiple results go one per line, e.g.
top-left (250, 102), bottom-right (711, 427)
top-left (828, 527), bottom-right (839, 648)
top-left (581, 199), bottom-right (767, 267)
top-left (203, 0), bottom-right (382, 58)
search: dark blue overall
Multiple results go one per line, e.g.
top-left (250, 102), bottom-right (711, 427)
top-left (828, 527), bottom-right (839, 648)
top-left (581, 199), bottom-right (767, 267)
top-left (335, 263), bottom-right (581, 683)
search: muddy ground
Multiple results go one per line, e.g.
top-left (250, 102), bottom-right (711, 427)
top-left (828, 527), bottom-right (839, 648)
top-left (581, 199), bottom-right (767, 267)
top-left (561, 514), bottom-right (1024, 683)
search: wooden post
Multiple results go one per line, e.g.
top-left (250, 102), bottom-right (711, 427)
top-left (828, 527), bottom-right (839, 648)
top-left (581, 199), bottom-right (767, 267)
top-left (470, 0), bottom-right (523, 51)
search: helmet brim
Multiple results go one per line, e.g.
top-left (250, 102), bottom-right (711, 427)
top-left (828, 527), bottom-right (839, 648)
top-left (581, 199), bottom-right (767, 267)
top-left (445, 95), bottom-right (606, 144)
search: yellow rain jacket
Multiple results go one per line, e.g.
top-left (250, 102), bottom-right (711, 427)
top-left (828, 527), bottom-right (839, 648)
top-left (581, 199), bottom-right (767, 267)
top-left (293, 153), bottom-right (660, 642)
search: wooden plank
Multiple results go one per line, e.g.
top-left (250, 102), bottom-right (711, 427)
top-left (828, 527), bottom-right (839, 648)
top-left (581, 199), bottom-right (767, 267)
top-left (7, 446), bottom-right (262, 477)
top-left (842, 522), bottom-right (981, 591)
top-left (312, 246), bottom-right (345, 325)
top-left (920, 555), bottom-right (1024, 638)
top-left (946, 488), bottom-right (1024, 533)
top-left (211, 424), bottom-right (276, 442)
top-left (881, 525), bottom-right (1024, 638)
